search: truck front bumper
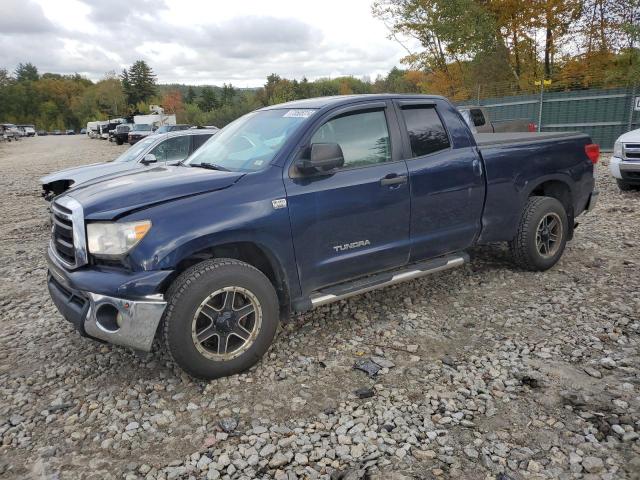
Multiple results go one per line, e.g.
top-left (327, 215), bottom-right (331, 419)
top-left (610, 156), bottom-right (640, 182)
top-left (47, 249), bottom-right (171, 352)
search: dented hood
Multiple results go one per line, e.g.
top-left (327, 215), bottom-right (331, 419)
top-left (66, 165), bottom-right (244, 220)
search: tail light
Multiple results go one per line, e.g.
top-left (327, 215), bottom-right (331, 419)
top-left (528, 122), bottom-right (537, 132)
top-left (585, 143), bottom-right (600, 164)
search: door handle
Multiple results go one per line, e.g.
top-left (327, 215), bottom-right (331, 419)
top-left (472, 159), bottom-right (483, 176)
top-left (380, 174), bottom-right (407, 186)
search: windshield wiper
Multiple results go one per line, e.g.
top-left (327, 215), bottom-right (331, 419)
top-left (192, 162), bottom-right (231, 172)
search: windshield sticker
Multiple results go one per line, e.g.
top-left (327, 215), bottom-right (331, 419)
top-left (283, 109), bottom-right (315, 118)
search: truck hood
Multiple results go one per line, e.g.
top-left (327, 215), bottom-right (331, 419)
top-left (66, 165), bottom-right (244, 220)
top-left (40, 161), bottom-right (135, 187)
top-left (618, 127), bottom-right (640, 143)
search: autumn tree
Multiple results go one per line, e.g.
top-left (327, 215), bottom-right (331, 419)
top-left (162, 89), bottom-right (185, 116)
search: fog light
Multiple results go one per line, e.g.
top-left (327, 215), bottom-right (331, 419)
top-left (95, 304), bottom-right (120, 332)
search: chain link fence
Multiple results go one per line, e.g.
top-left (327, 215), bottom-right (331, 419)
top-left (456, 82), bottom-right (639, 150)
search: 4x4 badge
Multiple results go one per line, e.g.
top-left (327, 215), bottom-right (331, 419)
top-left (272, 199), bottom-right (287, 209)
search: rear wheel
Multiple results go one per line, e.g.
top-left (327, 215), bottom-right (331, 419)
top-left (162, 259), bottom-right (279, 379)
top-left (116, 139), bottom-right (123, 145)
top-left (509, 196), bottom-right (568, 271)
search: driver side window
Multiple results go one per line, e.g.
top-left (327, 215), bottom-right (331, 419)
top-left (310, 110), bottom-right (391, 169)
top-left (149, 136), bottom-right (191, 162)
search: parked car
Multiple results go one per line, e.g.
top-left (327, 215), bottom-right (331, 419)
top-left (52, 130), bottom-right (62, 135)
top-left (1, 124), bottom-right (21, 141)
top-left (128, 124), bottom-right (154, 144)
top-left (80, 128), bottom-right (87, 135)
top-left (153, 124), bottom-right (192, 135)
top-left (37, 130), bottom-right (48, 136)
top-left (66, 129), bottom-right (76, 135)
top-left (458, 106), bottom-right (536, 133)
top-left (610, 127), bottom-right (640, 191)
top-left (112, 124), bottom-right (133, 145)
top-left (45, 94), bottom-right (598, 379)
top-left (17, 125), bottom-right (36, 137)
top-left (40, 129), bottom-right (217, 199)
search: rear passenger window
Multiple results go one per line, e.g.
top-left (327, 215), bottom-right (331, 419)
top-left (311, 110), bottom-right (391, 169)
top-left (401, 106), bottom-right (450, 157)
top-left (470, 108), bottom-right (486, 127)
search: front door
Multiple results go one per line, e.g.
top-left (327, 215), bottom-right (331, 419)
top-left (284, 104), bottom-right (411, 295)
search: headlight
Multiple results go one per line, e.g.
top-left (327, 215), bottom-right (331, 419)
top-left (87, 220), bottom-right (151, 257)
top-left (613, 141), bottom-right (622, 158)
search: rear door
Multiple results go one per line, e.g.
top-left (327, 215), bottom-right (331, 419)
top-left (395, 100), bottom-right (485, 261)
top-left (284, 102), bottom-right (411, 294)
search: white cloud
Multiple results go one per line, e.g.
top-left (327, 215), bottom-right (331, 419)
top-left (0, 0), bottom-right (410, 86)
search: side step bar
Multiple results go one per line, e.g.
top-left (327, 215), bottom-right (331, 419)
top-left (309, 252), bottom-right (469, 308)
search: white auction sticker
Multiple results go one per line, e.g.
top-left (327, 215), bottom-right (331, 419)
top-left (283, 109), bottom-right (315, 118)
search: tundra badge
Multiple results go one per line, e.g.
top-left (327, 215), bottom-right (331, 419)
top-left (333, 240), bottom-right (371, 252)
top-left (272, 199), bottom-right (287, 209)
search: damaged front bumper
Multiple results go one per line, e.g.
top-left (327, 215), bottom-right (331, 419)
top-left (47, 248), bottom-right (171, 351)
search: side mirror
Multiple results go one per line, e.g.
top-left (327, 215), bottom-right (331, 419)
top-left (141, 153), bottom-right (157, 165)
top-left (296, 143), bottom-right (344, 175)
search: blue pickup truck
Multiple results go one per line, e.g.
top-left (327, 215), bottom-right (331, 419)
top-left (46, 94), bottom-right (599, 379)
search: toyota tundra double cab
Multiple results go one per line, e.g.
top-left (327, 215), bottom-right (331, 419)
top-left (46, 94), bottom-right (599, 379)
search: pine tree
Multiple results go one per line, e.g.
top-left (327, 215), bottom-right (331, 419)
top-left (185, 86), bottom-right (196, 104)
top-left (14, 62), bottom-right (39, 82)
top-left (198, 86), bottom-right (219, 111)
top-left (120, 60), bottom-right (157, 106)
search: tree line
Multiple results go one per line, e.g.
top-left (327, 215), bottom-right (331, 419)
top-left (372, 0), bottom-right (639, 99)
top-left (0, 0), bottom-right (638, 131)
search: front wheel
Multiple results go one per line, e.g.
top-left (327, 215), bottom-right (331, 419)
top-left (162, 259), bottom-right (279, 379)
top-left (509, 196), bottom-right (568, 271)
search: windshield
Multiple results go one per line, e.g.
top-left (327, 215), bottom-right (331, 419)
top-left (186, 109), bottom-right (316, 172)
top-left (113, 136), bottom-right (156, 163)
top-left (132, 124), bottom-right (152, 132)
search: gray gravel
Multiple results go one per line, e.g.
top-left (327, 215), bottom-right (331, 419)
top-left (1, 136), bottom-right (639, 479)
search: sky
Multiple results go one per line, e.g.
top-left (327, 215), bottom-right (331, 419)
top-left (0, 0), bottom-right (413, 87)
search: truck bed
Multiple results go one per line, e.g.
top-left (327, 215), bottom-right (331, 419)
top-left (474, 131), bottom-right (585, 146)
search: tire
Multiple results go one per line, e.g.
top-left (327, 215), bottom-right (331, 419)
top-left (162, 258), bottom-right (279, 379)
top-left (509, 196), bottom-right (569, 271)
top-left (616, 179), bottom-right (635, 191)
top-left (116, 139), bottom-right (123, 145)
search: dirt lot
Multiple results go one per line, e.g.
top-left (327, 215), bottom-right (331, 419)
top-left (0, 136), bottom-right (638, 480)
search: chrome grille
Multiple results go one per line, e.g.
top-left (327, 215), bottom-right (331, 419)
top-left (51, 202), bottom-right (76, 266)
top-left (50, 197), bottom-right (87, 269)
top-left (623, 143), bottom-right (640, 160)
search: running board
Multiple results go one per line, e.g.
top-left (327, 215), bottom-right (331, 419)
top-left (309, 252), bottom-right (468, 308)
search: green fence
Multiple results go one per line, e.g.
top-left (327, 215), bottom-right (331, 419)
top-left (465, 85), bottom-right (639, 150)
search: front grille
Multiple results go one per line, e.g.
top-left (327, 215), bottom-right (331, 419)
top-left (51, 202), bottom-right (76, 266)
top-left (624, 143), bottom-right (640, 160)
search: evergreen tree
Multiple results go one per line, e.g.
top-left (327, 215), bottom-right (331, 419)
top-left (120, 60), bottom-right (156, 106)
top-left (185, 86), bottom-right (196, 104)
top-left (14, 62), bottom-right (39, 82)
top-left (221, 83), bottom-right (235, 106)
top-left (198, 86), bottom-right (218, 111)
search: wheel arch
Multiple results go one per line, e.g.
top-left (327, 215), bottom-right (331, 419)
top-left (162, 240), bottom-right (291, 316)
top-left (525, 177), bottom-right (575, 239)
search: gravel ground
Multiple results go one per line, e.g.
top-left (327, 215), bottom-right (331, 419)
top-left (0, 136), bottom-right (639, 480)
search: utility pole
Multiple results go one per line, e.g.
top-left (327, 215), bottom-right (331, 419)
top-left (534, 79), bottom-right (551, 132)
top-left (629, 83), bottom-right (637, 132)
